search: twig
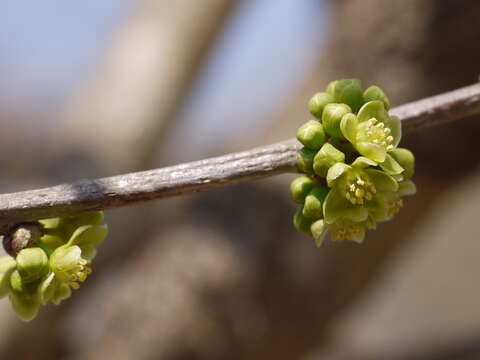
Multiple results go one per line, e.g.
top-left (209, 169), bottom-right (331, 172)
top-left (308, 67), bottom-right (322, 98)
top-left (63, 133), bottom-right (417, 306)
top-left (0, 83), bottom-right (480, 229)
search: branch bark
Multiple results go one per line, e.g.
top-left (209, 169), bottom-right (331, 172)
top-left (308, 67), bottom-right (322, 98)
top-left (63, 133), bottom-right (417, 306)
top-left (1, 82), bottom-right (480, 228)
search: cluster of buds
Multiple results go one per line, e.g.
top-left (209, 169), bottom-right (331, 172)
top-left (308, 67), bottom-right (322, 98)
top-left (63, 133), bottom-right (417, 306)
top-left (0, 212), bottom-right (108, 321)
top-left (291, 79), bottom-right (416, 246)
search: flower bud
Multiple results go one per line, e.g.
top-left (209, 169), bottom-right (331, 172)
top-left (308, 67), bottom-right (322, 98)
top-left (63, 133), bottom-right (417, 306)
top-left (303, 186), bottom-right (329, 219)
top-left (363, 85), bottom-right (390, 110)
top-left (296, 148), bottom-right (316, 175)
top-left (308, 92), bottom-right (334, 119)
top-left (330, 79), bottom-right (364, 113)
top-left (389, 148), bottom-right (415, 179)
top-left (16, 248), bottom-right (49, 283)
top-left (293, 206), bottom-right (313, 235)
top-left (313, 143), bottom-right (345, 178)
top-left (290, 176), bottom-right (315, 203)
top-left (3, 222), bottom-right (43, 256)
top-left (296, 120), bottom-right (326, 150)
top-left (322, 103), bottom-right (352, 138)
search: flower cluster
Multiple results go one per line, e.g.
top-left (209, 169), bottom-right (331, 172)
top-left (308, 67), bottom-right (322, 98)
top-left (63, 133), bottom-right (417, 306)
top-left (0, 212), bottom-right (108, 321)
top-left (291, 79), bottom-right (416, 246)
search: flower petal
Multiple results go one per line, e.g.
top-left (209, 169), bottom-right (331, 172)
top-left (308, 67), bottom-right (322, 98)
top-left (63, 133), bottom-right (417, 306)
top-left (323, 188), bottom-right (368, 224)
top-left (357, 100), bottom-right (387, 123)
top-left (379, 153), bottom-right (404, 175)
top-left (398, 180), bottom-right (417, 196)
top-left (351, 156), bottom-right (377, 168)
top-left (340, 113), bottom-right (358, 143)
top-left (10, 292), bottom-right (41, 321)
top-left (67, 224), bottom-right (108, 249)
top-left (384, 115), bottom-right (401, 146)
top-left (311, 219), bottom-right (328, 247)
top-left (365, 169), bottom-right (399, 192)
top-left (356, 142), bottom-right (387, 163)
top-left (326, 163), bottom-right (351, 187)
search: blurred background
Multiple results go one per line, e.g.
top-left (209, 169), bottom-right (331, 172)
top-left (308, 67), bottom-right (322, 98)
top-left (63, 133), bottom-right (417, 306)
top-left (1, 0), bottom-right (480, 359)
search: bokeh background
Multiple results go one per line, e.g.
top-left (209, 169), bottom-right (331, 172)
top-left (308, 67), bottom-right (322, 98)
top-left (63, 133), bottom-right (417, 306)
top-left (1, 1), bottom-right (480, 359)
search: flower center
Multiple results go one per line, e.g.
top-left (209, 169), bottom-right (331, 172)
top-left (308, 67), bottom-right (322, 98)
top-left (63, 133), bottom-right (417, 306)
top-left (345, 176), bottom-right (376, 205)
top-left (68, 258), bottom-right (92, 290)
top-left (332, 223), bottom-right (364, 241)
top-left (358, 118), bottom-right (394, 151)
top-left (387, 198), bottom-right (403, 218)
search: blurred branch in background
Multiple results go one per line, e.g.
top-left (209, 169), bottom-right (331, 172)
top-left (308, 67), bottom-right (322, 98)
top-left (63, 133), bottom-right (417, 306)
top-left (0, 82), bottom-right (479, 226)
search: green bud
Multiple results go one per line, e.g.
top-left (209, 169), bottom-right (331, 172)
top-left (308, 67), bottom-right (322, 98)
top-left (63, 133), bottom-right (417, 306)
top-left (363, 85), bottom-right (390, 110)
top-left (290, 176), bottom-right (315, 203)
top-left (326, 80), bottom-right (337, 96)
top-left (10, 270), bottom-right (25, 293)
top-left (313, 143), bottom-right (345, 178)
top-left (16, 248), bottom-right (49, 283)
top-left (389, 148), bottom-right (415, 179)
top-left (0, 257), bottom-right (16, 298)
top-left (303, 186), bottom-right (329, 219)
top-left (296, 148), bottom-right (316, 175)
top-left (311, 219), bottom-right (327, 247)
top-left (293, 206), bottom-right (314, 235)
top-left (322, 103), bottom-right (352, 138)
top-left (308, 92), bottom-right (334, 119)
top-left (296, 120), bottom-right (326, 150)
top-left (331, 79), bottom-right (364, 113)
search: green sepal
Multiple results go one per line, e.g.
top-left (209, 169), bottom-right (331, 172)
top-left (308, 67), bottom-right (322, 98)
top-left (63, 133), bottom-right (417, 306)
top-left (389, 148), bottom-right (415, 179)
top-left (379, 153), bottom-right (404, 175)
top-left (293, 206), bottom-right (314, 235)
top-left (322, 103), bottom-right (352, 138)
top-left (296, 148), bottom-right (316, 175)
top-left (296, 120), bottom-right (326, 150)
top-left (363, 85), bottom-right (390, 110)
top-left (303, 186), bottom-right (329, 219)
top-left (290, 176), bottom-right (315, 203)
top-left (313, 143), bottom-right (345, 178)
top-left (308, 92), bottom-right (334, 119)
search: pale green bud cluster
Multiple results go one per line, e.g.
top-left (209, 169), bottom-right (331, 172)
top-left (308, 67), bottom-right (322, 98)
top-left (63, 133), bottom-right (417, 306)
top-left (0, 212), bottom-right (108, 321)
top-left (292, 79), bottom-right (416, 246)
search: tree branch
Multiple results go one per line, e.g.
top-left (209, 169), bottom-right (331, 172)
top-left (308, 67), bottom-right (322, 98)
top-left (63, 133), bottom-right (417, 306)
top-left (1, 83), bottom-right (479, 228)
